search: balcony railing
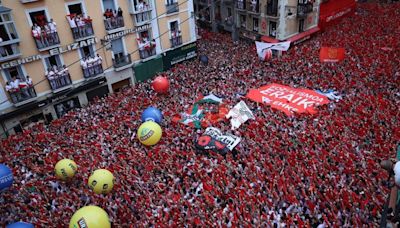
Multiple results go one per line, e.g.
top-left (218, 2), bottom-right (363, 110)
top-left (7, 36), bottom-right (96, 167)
top-left (47, 71), bottom-right (72, 91)
top-left (70, 21), bottom-right (95, 41)
top-left (133, 11), bottom-right (152, 25)
top-left (166, 2), bottom-right (179, 14)
top-left (0, 43), bottom-right (21, 62)
top-left (236, 1), bottom-right (246, 10)
top-left (266, 1), bottom-right (278, 17)
top-left (104, 16), bottom-right (125, 31)
top-left (6, 82), bottom-right (37, 105)
top-left (170, 35), bottom-right (182, 48)
top-left (112, 54), bottom-right (132, 69)
top-left (139, 46), bottom-right (156, 59)
top-left (82, 63), bottom-right (104, 79)
top-left (33, 31), bottom-right (60, 51)
top-left (297, 3), bottom-right (313, 18)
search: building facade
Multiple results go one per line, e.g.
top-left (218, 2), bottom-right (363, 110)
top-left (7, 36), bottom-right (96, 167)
top-left (195, 0), bottom-right (320, 44)
top-left (0, 0), bottom-right (196, 136)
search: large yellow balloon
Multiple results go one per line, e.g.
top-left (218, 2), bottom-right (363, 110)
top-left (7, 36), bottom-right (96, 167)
top-left (69, 205), bottom-right (110, 228)
top-left (55, 159), bottom-right (77, 181)
top-left (137, 121), bottom-right (162, 146)
top-left (88, 169), bottom-right (114, 194)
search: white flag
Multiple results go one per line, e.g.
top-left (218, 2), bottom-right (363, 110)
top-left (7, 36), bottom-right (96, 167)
top-left (226, 101), bottom-right (255, 130)
top-left (255, 41), bottom-right (291, 60)
top-left (204, 127), bottom-right (241, 151)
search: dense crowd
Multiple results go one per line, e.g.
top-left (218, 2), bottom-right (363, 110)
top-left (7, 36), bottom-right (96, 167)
top-left (1, 2), bottom-right (399, 227)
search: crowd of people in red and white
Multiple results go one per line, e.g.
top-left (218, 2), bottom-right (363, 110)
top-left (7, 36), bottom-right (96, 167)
top-left (1, 2), bottom-right (399, 227)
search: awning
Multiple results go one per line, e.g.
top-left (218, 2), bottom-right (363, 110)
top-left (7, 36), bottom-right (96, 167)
top-left (0, 6), bottom-right (11, 13)
top-left (286, 27), bottom-right (320, 45)
top-left (261, 36), bottom-right (279, 43)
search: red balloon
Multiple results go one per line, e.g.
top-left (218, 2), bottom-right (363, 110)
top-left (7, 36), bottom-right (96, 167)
top-left (152, 76), bottom-right (169, 94)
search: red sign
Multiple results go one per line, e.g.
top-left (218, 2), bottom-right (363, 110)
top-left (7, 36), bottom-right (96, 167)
top-left (246, 84), bottom-right (329, 115)
top-left (320, 47), bottom-right (345, 62)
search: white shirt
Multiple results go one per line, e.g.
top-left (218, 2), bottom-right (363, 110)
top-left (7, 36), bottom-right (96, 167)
top-left (11, 79), bottom-right (20, 89)
top-left (49, 21), bottom-right (57, 32)
top-left (67, 16), bottom-right (77, 28)
top-left (26, 78), bottom-right (33, 85)
top-left (80, 60), bottom-right (87, 68)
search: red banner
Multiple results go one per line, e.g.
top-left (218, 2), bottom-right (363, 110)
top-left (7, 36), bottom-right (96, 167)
top-left (246, 84), bottom-right (329, 115)
top-left (320, 47), bottom-right (345, 62)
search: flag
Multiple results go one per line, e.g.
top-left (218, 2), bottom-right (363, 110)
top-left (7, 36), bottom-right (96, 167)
top-left (226, 101), bottom-right (255, 130)
top-left (315, 89), bottom-right (343, 101)
top-left (255, 41), bottom-right (290, 60)
top-left (319, 47), bottom-right (345, 62)
top-left (173, 93), bottom-right (226, 128)
top-left (204, 127), bottom-right (241, 151)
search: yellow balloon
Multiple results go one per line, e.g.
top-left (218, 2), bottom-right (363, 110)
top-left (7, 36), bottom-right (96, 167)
top-left (137, 121), bottom-right (162, 146)
top-left (69, 205), bottom-right (110, 228)
top-left (55, 159), bottom-right (77, 181)
top-left (88, 169), bottom-right (114, 194)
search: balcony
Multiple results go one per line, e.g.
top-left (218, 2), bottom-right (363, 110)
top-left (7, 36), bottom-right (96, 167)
top-left (236, 1), bottom-right (246, 11)
top-left (83, 62), bottom-right (104, 79)
top-left (0, 43), bottom-right (21, 62)
top-left (104, 16), bottom-right (125, 33)
top-left (32, 31), bottom-right (61, 51)
top-left (247, 2), bottom-right (260, 14)
top-left (266, 1), bottom-right (278, 17)
top-left (67, 17), bottom-right (95, 41)
top-left (297, 3), bottom-right (313, 18)
top-left (139, 46), bottom-right (156, 60)
top-left (46, 71), bottom-right (72, 92)
top-left (133, 9), bottom-right (152, 25)
top-left (112, 54), bottom-right (132, 71)
top-left (6, 82), bottom-right (37, 106)
top-left (170, 35), bottom-right (182, 48)
top-left (129, 1), bottom-right (153, 25)
top-left (166, 2), bottom-right (179, 14)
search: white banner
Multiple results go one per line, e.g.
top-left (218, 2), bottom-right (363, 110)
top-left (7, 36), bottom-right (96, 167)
top-left (255, 41), bottom-right (291, 55)
top-left (226, 101), bottom-right (255, 130)
top-left (204, 127), bottom-right (241, 151)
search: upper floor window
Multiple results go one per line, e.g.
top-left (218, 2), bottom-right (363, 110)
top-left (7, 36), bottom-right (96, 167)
top-left (0, 13), bottom-right (18, 42)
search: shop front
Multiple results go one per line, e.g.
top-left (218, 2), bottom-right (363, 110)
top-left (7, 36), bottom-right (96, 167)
top-left (162, 42), bottom-right (198, 71)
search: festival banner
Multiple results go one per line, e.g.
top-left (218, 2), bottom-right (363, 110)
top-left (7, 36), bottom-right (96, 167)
top-left (255, 41), bottom-right (291, 61)
top-left (246, 84), bottom-right (330, 115)
top-left (226, 101), bottom-right (255, 130)
top-left (204, 127), bottom-right (241, 151)
top-left (319, 47), bottom-right (345, 62)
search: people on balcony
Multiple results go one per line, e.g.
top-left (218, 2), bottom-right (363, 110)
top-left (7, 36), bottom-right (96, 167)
top-left (81, 55), bottom-right (103, 78)
top-left (66, 14), bottom-right (93, 39)
top-left (45, 65), bottom-right (71, 90)
top-left (137, 36), bottom-right (156, 58)
top-left (5, 76), bottom-right (35, 103)
top-left (103, 8), bottom-right (124, 30)
top-left (171, 30), bottom-right (182, 47)
top-left (31, 20), bottom-right (59, 49)
top-left (136, 0), bottom-right (151, 12)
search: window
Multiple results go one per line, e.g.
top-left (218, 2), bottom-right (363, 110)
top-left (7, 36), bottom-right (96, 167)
top-left (269, 21), bottom-right (276, 37)
top-left (227, 8), bottom-right (232, 17)
top-left (169, 21), bottom-right (179, 35)
top-left (79, 45), bottom-right (95, 58)
top-left (0, 13), bottom-right (18, 41)
top-left (253, 18), bottom-right (259, 32)
top-left (68, 3), bottom-right (84, 15)
top-left (240, 15), bottom-right (246, 28)
top-left (44, 55), bottom-right (63, 70)
top-left (299, 19), bottom-right (304, 32)
top-left (3, 66), bottom-right (25, 81)
top-left (111, 38), bottom-right (124, 58)
top-left (29, 10), bottom-right (48, 27)
top-left (102, 0), bottom-right (116, 11)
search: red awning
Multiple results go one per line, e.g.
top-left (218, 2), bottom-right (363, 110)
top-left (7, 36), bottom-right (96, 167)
top-left (286, 27), bottom-right (320, 45)
top-left (261, 36), bottom-right (279, 43)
